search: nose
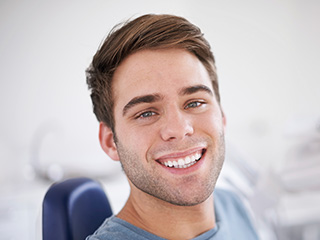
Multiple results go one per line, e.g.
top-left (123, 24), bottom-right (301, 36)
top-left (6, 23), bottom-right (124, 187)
top-left (160, 108), bottom-right (194, 141)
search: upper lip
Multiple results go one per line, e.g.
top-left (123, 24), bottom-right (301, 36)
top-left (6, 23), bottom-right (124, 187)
top-left (155, 146), bottom-right (205, 161)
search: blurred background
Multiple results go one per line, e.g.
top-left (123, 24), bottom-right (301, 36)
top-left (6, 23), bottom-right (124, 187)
top-left (0, 0), bottom-right (319, 239)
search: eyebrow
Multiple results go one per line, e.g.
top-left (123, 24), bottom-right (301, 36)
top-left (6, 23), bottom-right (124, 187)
top-left (123, 94), bottom-right (162, 116)
top-left (179, 85), bottom-right (213, 96)
top-left (122, 84), bottom-right (213, 116)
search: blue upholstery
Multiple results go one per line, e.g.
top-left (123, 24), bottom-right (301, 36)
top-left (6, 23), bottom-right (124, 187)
top-left (43, 177), bottom-right (113, 240)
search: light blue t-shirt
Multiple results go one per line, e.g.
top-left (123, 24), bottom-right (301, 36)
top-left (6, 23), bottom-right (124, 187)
top-left (86, 189), bottom-right (258, 240)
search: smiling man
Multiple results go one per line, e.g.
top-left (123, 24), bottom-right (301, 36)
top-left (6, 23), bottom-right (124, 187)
top-left (86, 14), bottom-right (258, 240)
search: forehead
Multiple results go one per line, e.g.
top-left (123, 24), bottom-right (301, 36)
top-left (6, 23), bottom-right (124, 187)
top-left (112, 49), bottom-right (213, 107)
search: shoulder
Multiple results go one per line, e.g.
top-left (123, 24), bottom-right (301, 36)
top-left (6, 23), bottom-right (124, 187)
top-left (214, 188), bottom-right (247, 213)
top-left (86, 216), bottom-right (131, 240)
top-left (86, 215), bottom-right (164, 240)
top-left (214, 188), bottom-right (259, 239)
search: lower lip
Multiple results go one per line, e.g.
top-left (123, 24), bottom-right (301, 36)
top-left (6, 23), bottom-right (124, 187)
top-left (158, 151), bottom-right (206, 175)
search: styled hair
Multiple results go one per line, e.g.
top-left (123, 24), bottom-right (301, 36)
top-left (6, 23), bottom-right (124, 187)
top-left (86, 14), bottom-right (220, 132)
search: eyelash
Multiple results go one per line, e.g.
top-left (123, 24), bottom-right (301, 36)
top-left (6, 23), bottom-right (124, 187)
top-left (134, 109), bottom-right (158, 120)
top-left (184, 101), bottom-right (204, 109)
top-left (138, 111), bottom-right (156, 119)
top-left (184, 100), bottom-right (206, 109)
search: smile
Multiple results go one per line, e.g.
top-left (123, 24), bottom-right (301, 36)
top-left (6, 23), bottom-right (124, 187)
top-left (159, 150), bottom-right (204, 169)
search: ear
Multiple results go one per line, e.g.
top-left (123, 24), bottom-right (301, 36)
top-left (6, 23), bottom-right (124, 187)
top-left (221, 108), bottom-right (227, 131)
top-left (99, 122), bottom-right (120, 161)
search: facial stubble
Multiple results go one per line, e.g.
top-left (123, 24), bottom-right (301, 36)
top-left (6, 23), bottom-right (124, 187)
top-left (114, 132), bottom-right (225, 206)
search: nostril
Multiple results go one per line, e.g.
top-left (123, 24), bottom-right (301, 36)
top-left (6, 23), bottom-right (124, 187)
top-left (160, 120), bottom-right (194, 141)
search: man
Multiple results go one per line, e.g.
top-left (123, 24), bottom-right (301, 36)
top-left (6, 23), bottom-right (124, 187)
top-left (86, 14), bottom-right (258, 240)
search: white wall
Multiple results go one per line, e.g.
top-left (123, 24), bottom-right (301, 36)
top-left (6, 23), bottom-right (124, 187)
top-left (0, 0), bottom-right (319, 239)
top-left (1, 0), bottom-right (318, 181)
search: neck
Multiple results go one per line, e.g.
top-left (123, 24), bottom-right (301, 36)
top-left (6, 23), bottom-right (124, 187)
top-left (117, 184), bottom-right (216, 240)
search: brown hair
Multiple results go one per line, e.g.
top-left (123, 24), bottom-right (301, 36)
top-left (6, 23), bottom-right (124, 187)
top-left (86, 14), bottom-right (220, 132)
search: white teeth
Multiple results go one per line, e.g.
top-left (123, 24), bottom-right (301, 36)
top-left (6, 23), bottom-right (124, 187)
top-left (178, 159), bottom-right (184, 167)
top-left (162, 151), bottom-right (202, 169)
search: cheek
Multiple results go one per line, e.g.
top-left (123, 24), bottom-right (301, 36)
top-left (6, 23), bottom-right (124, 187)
top-left (196, 111), bottom-right (224, 134)
top-left (116, 123), bottom-right (157, 155)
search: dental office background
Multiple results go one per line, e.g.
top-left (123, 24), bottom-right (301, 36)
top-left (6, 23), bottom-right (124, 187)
top-left (0, 0), bottom-right (319, 239)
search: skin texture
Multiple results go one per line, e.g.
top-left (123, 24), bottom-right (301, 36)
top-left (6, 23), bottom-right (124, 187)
top-left (99, 48), bottom-right (226, 239)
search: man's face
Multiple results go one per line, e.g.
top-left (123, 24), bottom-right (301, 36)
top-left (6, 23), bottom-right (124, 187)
top-left (109, 48), bottom-right (225, 206)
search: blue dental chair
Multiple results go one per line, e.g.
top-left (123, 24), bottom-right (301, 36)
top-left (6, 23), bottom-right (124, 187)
top-left (42, 177), bottom-right (113, 240)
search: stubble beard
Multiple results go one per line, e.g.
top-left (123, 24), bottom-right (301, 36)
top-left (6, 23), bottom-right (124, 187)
top-left (114, 133), bottom-right (225, 206)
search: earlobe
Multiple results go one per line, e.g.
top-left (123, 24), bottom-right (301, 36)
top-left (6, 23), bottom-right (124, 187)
top-left (99, 122), bottom-right (120, 161)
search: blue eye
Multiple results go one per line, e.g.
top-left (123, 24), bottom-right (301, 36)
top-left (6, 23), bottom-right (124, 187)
top-left (185, 101), bottom-right (203, 109)
top-left (139, 111), bottom-right (155, 118)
